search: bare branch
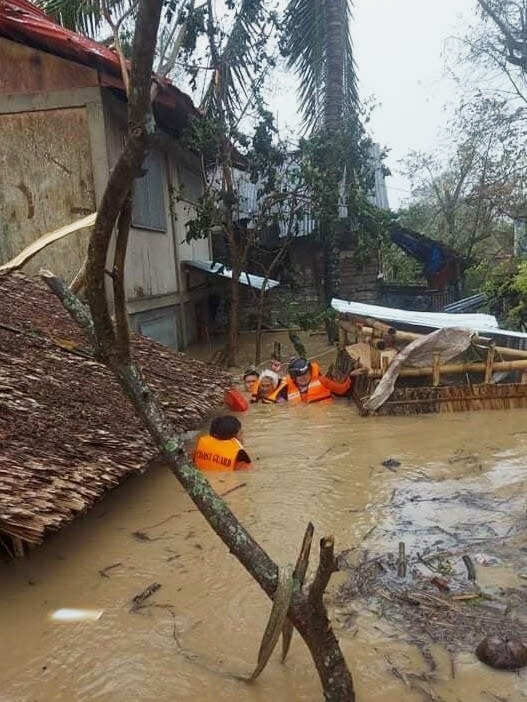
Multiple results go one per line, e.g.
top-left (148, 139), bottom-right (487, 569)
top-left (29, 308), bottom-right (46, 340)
top-left (309, 536), bottom-right (337, 610)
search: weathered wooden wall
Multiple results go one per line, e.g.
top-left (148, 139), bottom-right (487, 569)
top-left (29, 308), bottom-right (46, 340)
top-left (103, 92), bottom-right (209, 302)
top-left (0, 106), bottom-right (95, 279)
top-left (0, 37), bottom-right (98, 95)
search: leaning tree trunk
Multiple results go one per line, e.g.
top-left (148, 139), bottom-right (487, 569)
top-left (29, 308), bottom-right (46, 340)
top-left (40, 0), bottom-right (356, 696)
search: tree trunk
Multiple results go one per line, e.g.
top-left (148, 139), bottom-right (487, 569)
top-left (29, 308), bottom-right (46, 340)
top-left (255, 288), bottom-right (265, 365)
top-left (324, 0), bottom-right (345, 131)
top-left (42, 272), bottom-right (355, 701)
top-left (39, 0), bottom-right (356, 694)
top-left (322, 0), bottom-right (345, 336)
top-left (226, 265), bottom-right (241, 366)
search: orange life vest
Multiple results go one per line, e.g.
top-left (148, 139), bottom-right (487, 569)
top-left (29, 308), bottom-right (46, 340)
top-left (193, 435), bottom-right (247, 472)
top-left (286, 361), bottom-right (332, 405)
top-left (251, 378), bottom-right (288, 404)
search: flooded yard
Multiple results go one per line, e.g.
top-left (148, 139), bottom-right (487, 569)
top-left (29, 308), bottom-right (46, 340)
top-left (1, 376), bottom-right (527, 700)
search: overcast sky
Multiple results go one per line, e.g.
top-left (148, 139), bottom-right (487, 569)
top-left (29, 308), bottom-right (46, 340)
top-left (269, 0), bottom-right (479, 209)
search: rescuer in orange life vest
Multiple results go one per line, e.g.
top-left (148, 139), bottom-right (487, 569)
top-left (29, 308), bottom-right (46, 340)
top-left (193, 415), bottom-right (251, 472)
top-left (285, 357), bottom-right (351, 404)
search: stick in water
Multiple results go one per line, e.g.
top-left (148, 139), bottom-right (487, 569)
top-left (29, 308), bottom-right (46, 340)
top-left (398, 542), bottom-right (406, 578)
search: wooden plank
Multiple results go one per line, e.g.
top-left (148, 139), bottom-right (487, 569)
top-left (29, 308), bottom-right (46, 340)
top-left (12, 537), bottom-right (25, 558)
top-left (484, 344), bottom-right (496, 384)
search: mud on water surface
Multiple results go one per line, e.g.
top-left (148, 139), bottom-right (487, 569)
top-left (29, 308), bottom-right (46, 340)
top-left (1, 333), bottom-right (527, 701)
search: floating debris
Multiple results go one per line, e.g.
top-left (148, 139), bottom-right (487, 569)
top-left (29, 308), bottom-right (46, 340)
top-left (50, 608), bottom-right (103, 622)
top-left (382, 458), bottom-right (401, 471)
top-left (476, 635), bottom-right (527, 671)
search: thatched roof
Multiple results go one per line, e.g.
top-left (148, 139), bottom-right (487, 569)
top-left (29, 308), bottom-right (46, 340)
top-left (0, 273), bottom-right (231, 548)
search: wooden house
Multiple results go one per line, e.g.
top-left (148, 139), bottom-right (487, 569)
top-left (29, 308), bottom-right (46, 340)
top-left (0, 0), bottom-right (213, 350)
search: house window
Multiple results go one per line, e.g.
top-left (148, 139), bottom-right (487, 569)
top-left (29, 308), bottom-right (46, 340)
top-left (132, 151), bottom-right (167, 232)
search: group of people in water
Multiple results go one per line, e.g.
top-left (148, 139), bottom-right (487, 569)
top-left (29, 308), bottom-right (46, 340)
top-left (193, 356), bottom-right (351, 472)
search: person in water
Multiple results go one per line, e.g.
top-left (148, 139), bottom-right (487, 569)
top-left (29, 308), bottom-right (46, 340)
top-left (243, 368), bottom-right (260, 393)
top-left (251, 369), bottom-right (287, 404)
top-left (193, 415), bottom-right (251, 471)
top-left (286, 357), bottom-right (351, 404)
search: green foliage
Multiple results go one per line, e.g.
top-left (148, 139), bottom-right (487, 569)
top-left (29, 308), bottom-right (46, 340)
top-left (381, 241), bottom-right (424, 285)
top-left (280, 0), bottom-right (358, 131)
top-left (481, 259), bottom-right (527, 330)
top-left (36, 0), bottom-right (134, 36)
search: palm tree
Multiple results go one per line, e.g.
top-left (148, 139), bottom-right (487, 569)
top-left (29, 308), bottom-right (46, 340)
top-left (282, 0), bottom-right (358, 309)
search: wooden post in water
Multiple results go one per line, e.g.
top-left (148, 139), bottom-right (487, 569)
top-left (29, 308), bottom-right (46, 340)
top-left (484, 344), bottom-right (496, 384)
top-left (432, 353), bottom-right (441, 387)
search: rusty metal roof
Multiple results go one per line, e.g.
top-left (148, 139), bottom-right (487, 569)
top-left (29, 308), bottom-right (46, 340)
top-left (0, 0), bottom-right (200, 133)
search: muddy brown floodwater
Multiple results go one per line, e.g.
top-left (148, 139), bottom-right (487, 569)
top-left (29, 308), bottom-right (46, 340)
top-left (1, 335), bottom-right (527, 701)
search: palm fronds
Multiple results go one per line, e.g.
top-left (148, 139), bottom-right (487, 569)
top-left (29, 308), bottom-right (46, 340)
top-left (201, 0), bottom-right (268, 117)
top-left (36, 0), bottom-right (134, 36)
top-left (282, 0), bottom-right (358, 131)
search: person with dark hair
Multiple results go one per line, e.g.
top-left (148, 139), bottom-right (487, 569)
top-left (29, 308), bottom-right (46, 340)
top-left (243, 368), bottom-right (259, 393)
top-left (193, 415), bottom-right (251, 471)
top-left (285, 357), bottom-right (351, 405)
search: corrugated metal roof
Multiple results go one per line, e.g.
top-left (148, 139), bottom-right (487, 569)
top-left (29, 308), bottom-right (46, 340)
top-left (0, 0), bottom-right (199, 129)
top-left (183, 260), bottom-right (279, 290)
top-left (331, 297), bottom-right (527, 343)
top-left (443, 293), bottom-right (487, 313)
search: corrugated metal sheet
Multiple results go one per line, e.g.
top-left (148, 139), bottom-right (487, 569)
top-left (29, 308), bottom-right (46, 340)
top-left (332, 297), bottom-right (527, 345)
top-left (443, 293), bottom-right (487, 313)
top-left (331, 297), bottom-right (498, 330)
top-left (183, 260), bottom-right (279, 290)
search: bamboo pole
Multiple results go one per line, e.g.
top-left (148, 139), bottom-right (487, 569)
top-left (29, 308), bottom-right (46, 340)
top-left (432, 353), bottom-right (441, 387)
top-left (368, 358), bottom-right (527, 379)
top-left (340, 317), bottom-right (527, 361)
top-left (484, 344), bottom-right (496, 384)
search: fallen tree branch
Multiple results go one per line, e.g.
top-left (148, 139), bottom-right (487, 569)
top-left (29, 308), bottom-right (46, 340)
top-left (282, 521), bottom-right (314, 662)
top-left (0, 213), bottom-right (96, 273)
top-left (130, 581), bottom-right (162, 611)
top-left (310, 536), bottom-right (337, 611)
top-left (37, 0), bottom-right (356, 694)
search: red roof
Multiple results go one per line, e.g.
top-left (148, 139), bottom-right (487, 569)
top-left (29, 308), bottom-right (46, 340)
top-left (0, 0), bottom-right (200, 133)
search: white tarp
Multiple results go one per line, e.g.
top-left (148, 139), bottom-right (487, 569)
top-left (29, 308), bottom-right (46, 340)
top-left (331, 297), bottom-right (527, 342)
top-left (331, 297), bottom-right (498, 331)
top-left (364, 328), bottom-right (474, 411)
top-left (183, 260), bottom-right (279, 290)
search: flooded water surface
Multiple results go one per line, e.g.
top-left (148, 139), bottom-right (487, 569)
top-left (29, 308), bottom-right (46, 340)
top-left (2, 340), bottom-right (527, 701)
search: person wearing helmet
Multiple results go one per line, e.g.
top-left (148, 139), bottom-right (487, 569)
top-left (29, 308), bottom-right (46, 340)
top-left (286, 357), bottom-right (351, 405)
